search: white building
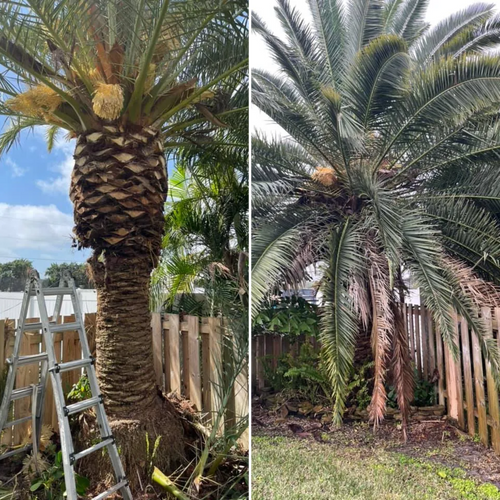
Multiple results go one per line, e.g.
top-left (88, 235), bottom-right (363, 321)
top-left (0, 289), bottom-right (97, 320)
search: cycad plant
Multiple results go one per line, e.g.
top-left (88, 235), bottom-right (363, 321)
top-left (0, 0), bottom-right (247, 478)
top-left (252, 0), bottom-right (500, 432)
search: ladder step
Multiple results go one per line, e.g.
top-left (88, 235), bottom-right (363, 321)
top-left (0, 444), bottom-right (31, 461)
top-left (49, 322), bottom-right (82, 333)
top-left (22, 321), bottom-right (56, 332)
top-left (11, 384), bottom-right (42, 401)
top-left (64, 396), bottom-right (102, 416)
top-left (5, 415), bottom-right (31, 427)
top-left (50, 358), bottom-right (94, 373)
top-left (8, 353), bottom-right (48, 366)
top-left (71, 437), bottom-right (114, 463)
top-left (30, 287), bottom-right (73, 296)
top-left (92, 480), bottom-right (129, 500)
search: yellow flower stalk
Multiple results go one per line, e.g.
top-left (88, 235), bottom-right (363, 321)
top-left (6, 85), bottom-right (62, 119)
top-left (92, 83), bottom-right (124, 120)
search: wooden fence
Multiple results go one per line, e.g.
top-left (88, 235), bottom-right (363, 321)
top-left (253, 304), bottom-right (500, 456)
top-left (0, 313), bottom-right (248, 448)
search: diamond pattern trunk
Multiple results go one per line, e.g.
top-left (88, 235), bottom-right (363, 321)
top-left (70, 126), bottom-right (168, 416)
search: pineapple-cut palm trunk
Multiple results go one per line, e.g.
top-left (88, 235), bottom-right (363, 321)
top-left (70, 125), bottom-right (168, 417)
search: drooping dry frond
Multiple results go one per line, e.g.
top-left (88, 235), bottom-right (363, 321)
top-left (6, 85), bottom-right (62, 119)
top-left (444, 256), bottom-right (500, 308)
top-left (367, 244), bottom-right (394, 428)
top-left (312, 167), bottom-right (337, 187)
top-left (349, 270), bottom-right (371, 331)
top-left (391, 303), bottom-right (414, 442)
top-left (22, 452), bottom-right (49, 480)
top-left (92, 83), bottom-right (124, 120)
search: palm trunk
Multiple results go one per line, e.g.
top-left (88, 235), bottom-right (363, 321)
top-left (70, 125), bottom-right (167, 417)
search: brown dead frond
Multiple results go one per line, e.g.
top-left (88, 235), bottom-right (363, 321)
top-left (367, 244), bottom-right (393, 428)
top-left (349, 271), bottom-right (371, 331)
top-left (391, 303), bottom-right (414, 442)
top-left (444, 256), bottom-right (500, 308)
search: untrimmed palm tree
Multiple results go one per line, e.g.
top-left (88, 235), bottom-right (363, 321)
top-left (0, 0), bottom-right (247, 479)
top-left (252, 0), bottom-right (500, 433)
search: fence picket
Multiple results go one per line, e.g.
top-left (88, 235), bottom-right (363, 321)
top-left (415, 307), bottom-right (422, 376)
top-left (182, 316), bottom-right (202, 411)
top-left (482, 308), bottom-right (500, 453)
top-left (471, 324), bottom-right (489, 446)
top-left (151, 313), bottom-right (163, 390)
top-left (460, 316), bottom-right (475, 436)
top-left (164, 314), bottom-right (181, 394)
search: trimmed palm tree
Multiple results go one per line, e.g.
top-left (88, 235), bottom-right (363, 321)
top-left (252, 0), bottom-right (500, 433)
top-left (0, 0), bottom-right (247, 479)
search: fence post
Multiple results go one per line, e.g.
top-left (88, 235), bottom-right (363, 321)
top-left (151, 312), bottom-right (163, 390)
top-left (183, 316), bottom-right (201, 411)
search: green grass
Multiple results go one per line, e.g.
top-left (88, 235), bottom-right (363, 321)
top-left (252, 436), bottom-right (500, 500)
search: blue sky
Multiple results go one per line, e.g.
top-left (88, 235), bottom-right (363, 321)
top-left (0, 126), bottom-right (90, 276)
top-left (0, 123), bottom-right (176, 278)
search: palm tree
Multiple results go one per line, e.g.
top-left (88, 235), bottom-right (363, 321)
top-left (0, 0), bottom-right (247, 478)
top-left (252, 0), bottom-right (500, 432)
top-left (151, 111), bottom-right (248, 316)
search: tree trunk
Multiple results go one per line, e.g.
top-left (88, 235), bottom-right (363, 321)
top-left (69, 126), bottom-right (186, 489)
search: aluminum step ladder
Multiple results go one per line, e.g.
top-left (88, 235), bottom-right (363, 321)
top-left (0, 270), bottom-right (132, 500)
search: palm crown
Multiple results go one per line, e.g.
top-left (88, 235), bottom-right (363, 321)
top-left (252, 0), bottom-right (500, 428)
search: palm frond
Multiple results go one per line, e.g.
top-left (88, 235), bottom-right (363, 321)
top-left (321, 220), bottom-right (363, 425)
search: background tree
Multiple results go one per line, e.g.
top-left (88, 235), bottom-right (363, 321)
top-left (0, 0), bottom-right (247, 487)
top-left (43, 262), bottom-right (93, 288)
top-left (252, 0), bottom-right (500, 434)
top-left (151, 113), bottom-right (248, 317)
top-left (0, 259), bottom-right (33, 291)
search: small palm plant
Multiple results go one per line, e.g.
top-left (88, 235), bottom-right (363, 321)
top-left (0, 0), bottom-right (247, 481)
top-left (252, 0), bottom-right (500, 432)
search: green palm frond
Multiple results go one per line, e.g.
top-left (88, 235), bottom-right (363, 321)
top-left (321, 220), bottom-right (363, 425)
top-left (411, 3), bottom-right (494, 64)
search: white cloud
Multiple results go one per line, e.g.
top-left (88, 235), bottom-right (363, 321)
top-left (0, 203), bottom-right (75, 258)
top-left (5, 157), bottom-right (26, 178)
top-left (36, 134), bottom-right (75, 195)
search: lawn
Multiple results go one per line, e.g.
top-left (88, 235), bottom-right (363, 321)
top-left (252, 426), bottom-right (500, 500)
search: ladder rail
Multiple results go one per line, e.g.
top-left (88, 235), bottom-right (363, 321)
top-left (34, 278), bottom-right (78, 500)
top-left (0, 271), bottom-right (132, 500)
top-left (0, 276), bottom-right (34, 434)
